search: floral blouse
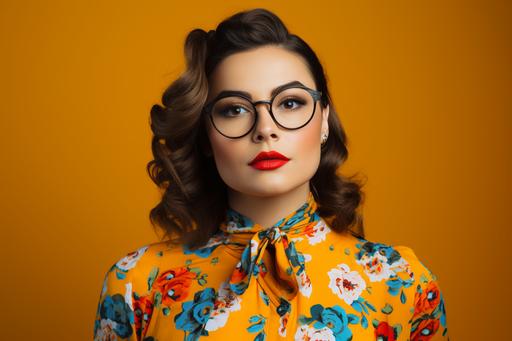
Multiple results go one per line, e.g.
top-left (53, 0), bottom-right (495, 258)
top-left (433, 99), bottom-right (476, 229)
top-left (93, 191), bottom-right (449, 340)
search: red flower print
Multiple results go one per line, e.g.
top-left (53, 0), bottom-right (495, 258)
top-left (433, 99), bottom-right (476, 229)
top-left (374, 321), bottom-right (396, 341)
top-left (133, 292), bottom-right (155, 338)
top-left (230, 264), bottom-right (247, 282)
top-left (303, 223), bottom-right (315, 237)
top-left (282, 237), bottom-right (290, 248)
top-left (411, 318), bottom-right (440, 341)
top-left (414, 281), bottom-right (441, 317)
top-left (154, 267), bottom-right (196, 305)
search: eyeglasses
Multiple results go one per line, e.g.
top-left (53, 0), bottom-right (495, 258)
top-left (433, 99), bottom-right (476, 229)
top-left (202, 84), bottom-right (323, 139)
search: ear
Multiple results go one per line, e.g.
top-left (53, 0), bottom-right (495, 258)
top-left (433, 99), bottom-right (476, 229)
top-left (321, 103), bottom-right (330, 133)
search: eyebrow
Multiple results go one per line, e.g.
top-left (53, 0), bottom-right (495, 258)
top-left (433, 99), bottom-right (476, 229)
top-left (212, 80), bottom-right (308, 102)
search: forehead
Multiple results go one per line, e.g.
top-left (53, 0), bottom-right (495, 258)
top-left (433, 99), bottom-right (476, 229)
top-left (207, 45), bottom-right (315, 100)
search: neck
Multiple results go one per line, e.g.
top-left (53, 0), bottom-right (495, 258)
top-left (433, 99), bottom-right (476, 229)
top-left (227, 183), bottom-right (312, 229)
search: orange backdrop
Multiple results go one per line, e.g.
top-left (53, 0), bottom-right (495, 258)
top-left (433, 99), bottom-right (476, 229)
top-left (1, 0), bottom-right (510, 339)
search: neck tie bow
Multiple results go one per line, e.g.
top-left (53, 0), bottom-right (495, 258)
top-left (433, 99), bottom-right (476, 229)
top-left (219, 191), bottom-right (321, 307)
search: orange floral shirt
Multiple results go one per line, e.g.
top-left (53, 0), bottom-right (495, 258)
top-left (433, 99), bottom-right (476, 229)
top-left (93, 191), bottom-right (449, 340)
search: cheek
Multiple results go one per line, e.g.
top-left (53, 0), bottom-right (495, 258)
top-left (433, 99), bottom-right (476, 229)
top-left (211, 139), bottom-right (242, 167)
top-left (294, 124), bottom-right (320, 152)
top-left (208, 131), bottom-right (246, 181)
top-left (289, 122), bottom-right (322, 172)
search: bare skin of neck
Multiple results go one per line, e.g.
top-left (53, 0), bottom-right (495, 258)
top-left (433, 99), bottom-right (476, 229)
top-left (227, 182), bottom-right (311, 229)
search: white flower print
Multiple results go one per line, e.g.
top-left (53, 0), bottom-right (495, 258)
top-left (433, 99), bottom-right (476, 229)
top-left (94, 319), bottom-right (119, 341)
top-left (115, 245), bottom-right (148, 271)
top-left (306, 220), bottom-right (331, 245)
top-left (279, 312), bottom-right (290, 337)
top-left (296, 253), bottom-right (312, 298)
top-left (388, 256), bottom-right (413, 279)
top-left (290, 221), bottom-right (332, 245)
top-left (124, 282), bottom-right (133, 311)
top-left (205, 280), bottom-right (242, 331)
top-left (294, 324), bottom-right (335, 340)
top-left (290, 236), bottom-right (304, 243)
top-left (355, 251), bottom-right (394, 282)
top-left (250, 239), bottom-right (259, 255)
top-left (327, 263), bottom-right (366, 305)
top-left (100, 276), bottom-right (108, 297)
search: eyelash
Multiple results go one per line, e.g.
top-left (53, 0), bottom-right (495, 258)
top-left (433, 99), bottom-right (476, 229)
top-left (219, 97), bottom-right (305, 116)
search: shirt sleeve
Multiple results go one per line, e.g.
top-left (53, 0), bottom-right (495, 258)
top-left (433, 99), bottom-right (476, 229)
top-left (93, 246), bottom-right (150, 341)
top-left (396, 245), bottom-right (450, 341)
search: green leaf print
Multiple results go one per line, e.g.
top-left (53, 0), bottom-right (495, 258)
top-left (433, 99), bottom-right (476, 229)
top-left (147, 266), bottom-right (159, 290)
top-left (381, 303), bottom-right (394, 314)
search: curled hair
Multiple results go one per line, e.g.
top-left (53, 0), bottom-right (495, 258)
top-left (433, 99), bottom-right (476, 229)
top-left (147, 8), bottom-right (366, 249)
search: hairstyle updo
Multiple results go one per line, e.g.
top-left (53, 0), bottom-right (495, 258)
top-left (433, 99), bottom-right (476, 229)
top-left (147, 8), bottom-right (366, 249)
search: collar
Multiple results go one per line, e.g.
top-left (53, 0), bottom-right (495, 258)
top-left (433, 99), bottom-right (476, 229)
top-left (219, 190), bottom-right (322, 307)
top-left (220, 190), bottom-right (321, 235)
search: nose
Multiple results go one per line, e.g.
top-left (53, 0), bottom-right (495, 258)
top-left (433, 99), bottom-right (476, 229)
top-left (251, 101), bottom-right (280, 143)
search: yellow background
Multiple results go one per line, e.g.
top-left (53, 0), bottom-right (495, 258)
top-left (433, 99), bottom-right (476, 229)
top-left (1, 1), bottom-right (509, 339)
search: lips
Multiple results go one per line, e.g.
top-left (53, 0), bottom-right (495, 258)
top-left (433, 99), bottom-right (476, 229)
top-left (248, 150), bottom-right (290, 165)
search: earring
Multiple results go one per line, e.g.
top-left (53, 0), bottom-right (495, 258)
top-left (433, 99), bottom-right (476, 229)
top-left (321, 132), bottom-right (328, 146)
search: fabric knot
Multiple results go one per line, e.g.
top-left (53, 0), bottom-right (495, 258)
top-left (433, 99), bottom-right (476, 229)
top-left (262, 226), bottom-right (280, 244)
top-left (219, 191), bottom-right (321, 306)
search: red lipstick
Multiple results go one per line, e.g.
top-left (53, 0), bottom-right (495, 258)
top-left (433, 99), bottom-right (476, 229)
top-left (248, 150), bottom-right (290, 170)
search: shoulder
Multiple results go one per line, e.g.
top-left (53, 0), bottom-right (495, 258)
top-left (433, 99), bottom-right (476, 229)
top-left (392, 244), bottom-right (439, 284)
top-left (99, 237), bottom-right (220, 291)
top-left (351, 236), bottom-right (444, 294)
top-left (351, 236), bottom-right (436, 282)
top-left (111, 239), bottom-right (191, 274)
top-left (350, 237), bottom-right (449, 339)
top-left (98, 242), bottom-right (157, 294)
top-left (107, 242), bottom-right (167, 275)
top-left (98, 240), bottom-right (187, 297)
top-left (312, 226), bottom-right (442, 288)
top-left (94, 241), bottom-right (187, 340)
top-left (93, 243), bottom-right (159, 340)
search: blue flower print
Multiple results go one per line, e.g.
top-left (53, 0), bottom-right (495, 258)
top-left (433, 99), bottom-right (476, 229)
top-left (298, 304), bottom-right (359, 341)
top-left (355, 239), bottom-right (401, 265)
top-left (284, 239), bottom-right (307, 275)
top-left (96, 294), bottom-right (135, 339)
top-left (182, 234), bottom-right (225, 258)
top-left (174, 287), bottom-right (217, 340)
top-left (355, 239), bottom-right (415, 300)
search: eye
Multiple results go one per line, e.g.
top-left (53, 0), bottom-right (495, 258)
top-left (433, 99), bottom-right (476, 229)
top-left (279, 97), bottom-right (305, 110)
top-left (219, 105), bottom-right (251, 117)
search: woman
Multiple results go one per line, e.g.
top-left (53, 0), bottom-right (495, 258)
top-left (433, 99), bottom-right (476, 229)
top-left (93, 8), bottom-right (449, 341)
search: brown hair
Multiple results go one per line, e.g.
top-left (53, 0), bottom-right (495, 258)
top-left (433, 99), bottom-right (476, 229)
top-left (147, 8), bottom-right (367, 250)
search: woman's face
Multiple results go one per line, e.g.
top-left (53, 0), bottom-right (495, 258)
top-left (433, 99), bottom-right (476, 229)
top-left (205, 45), bottom-right (329, 197)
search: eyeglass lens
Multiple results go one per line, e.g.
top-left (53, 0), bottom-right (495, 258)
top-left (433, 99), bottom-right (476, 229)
top-left (210, 87), bottom-right (316, 137)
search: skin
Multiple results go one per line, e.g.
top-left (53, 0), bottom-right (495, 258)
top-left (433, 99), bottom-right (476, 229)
top-left (205, 45), bottom-right (329, 229)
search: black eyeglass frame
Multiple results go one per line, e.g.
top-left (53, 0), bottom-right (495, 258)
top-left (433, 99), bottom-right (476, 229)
top-left (202, 85), bottom-right (323, 139)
